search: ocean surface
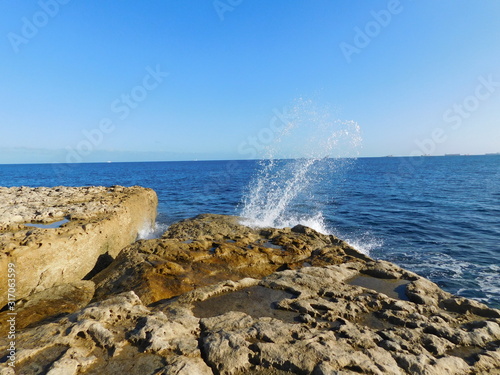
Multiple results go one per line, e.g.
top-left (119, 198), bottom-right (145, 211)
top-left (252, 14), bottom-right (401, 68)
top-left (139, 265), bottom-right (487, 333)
top-left (1, 155), bottom-right (499, 308)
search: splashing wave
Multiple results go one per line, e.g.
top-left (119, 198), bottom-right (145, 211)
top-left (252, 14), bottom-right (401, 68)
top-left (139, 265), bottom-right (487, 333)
top-left (239, 98), bottom-right (362, 238)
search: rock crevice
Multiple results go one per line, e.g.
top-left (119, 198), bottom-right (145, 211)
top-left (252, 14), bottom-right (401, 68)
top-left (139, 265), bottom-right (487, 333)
top-left (0, 186), bottom-right (157, 311)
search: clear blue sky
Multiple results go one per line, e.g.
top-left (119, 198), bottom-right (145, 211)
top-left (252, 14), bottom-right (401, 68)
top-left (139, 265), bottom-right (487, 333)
top-left (1, 0), bottom-right (499, 163)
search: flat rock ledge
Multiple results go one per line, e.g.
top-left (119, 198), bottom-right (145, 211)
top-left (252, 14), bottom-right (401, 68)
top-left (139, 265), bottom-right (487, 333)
top-left (1, 212), bottom-right (499, 374)
top-left (0, 186), bottom-right (158, 308)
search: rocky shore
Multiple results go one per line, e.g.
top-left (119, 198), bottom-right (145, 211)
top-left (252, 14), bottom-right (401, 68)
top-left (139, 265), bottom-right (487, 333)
top-left (0, 186), bottom-right (158, 314)
top-left (1, 187), bottom-right (499, 374)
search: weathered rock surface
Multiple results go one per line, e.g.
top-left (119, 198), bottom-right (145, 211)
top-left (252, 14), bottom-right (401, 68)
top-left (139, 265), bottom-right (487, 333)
top-left (1, 212), bottom-right (499, 374)
top-left (0, 280), bottom-right (95, 337)
top-left (91, 214), bottom-right (370, 305)
top-left (0, 186), bottom-right (158, 307)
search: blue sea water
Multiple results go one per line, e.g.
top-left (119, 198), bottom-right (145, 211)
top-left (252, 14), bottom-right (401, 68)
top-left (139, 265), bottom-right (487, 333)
top-left (0, 155), bottom-right (499, 308)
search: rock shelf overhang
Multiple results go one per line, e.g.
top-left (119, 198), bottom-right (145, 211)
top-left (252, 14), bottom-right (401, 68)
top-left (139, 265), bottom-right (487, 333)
top-left (0, 186), bottom-right (158, 307)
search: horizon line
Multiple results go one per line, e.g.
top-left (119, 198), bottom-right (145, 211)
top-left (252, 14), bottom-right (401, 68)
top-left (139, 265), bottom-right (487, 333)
top-left (1, 153), bottom-right (499, 166)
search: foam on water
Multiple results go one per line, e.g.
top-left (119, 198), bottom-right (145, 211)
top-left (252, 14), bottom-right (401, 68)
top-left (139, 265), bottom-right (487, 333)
top-left (475, 267), bottom-right (500, 307)
top-left (240, 98), bottom-right (361, 237)
top-left (394, 252), bottom-right (500, 308)
top-left (341, 232), bottom-right (384, 256)
top-left (137, 221), bottom-right (169, 240)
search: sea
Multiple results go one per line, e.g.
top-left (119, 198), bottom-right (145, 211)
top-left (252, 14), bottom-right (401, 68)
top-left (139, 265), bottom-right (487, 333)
top-left (0, 155), bottom-right (499, 308)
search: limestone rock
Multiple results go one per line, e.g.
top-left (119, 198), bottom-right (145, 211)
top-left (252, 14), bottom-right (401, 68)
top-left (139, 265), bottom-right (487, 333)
top-left (92, 213), bottom-right (365, 305)
top-left (0, 186), bottom-right (157, 306)
top-left (0, 280), bottom-right (95, 336)
top-left (1, 212), bottom-right (499, 374)
top-left (6, 261), bottom-right (497, 374)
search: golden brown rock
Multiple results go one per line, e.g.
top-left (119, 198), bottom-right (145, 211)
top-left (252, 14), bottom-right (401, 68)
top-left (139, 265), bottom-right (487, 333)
top-left (0, 280), bottom-right (95, 336)
top-left (92, 214), bottom-right (367, 305)
top-left (1, 207), bottom-right (499, 374)
top-left (2, 263), bottom-right (499, 374)
top-left (0, 186), bottom-right (157, 307)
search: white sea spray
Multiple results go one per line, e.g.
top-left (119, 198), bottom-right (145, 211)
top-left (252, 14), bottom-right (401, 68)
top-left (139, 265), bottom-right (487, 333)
top-left (239, 98), bottom-right (366, 248)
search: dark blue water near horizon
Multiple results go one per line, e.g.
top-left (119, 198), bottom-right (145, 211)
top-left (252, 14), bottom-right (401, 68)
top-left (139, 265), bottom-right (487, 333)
top-left (1, 155), bottom-right (499, 308)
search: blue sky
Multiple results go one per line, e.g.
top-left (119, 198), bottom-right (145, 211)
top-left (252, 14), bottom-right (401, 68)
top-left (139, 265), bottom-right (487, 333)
top-left (1, 0), bottom-right (499, 163)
